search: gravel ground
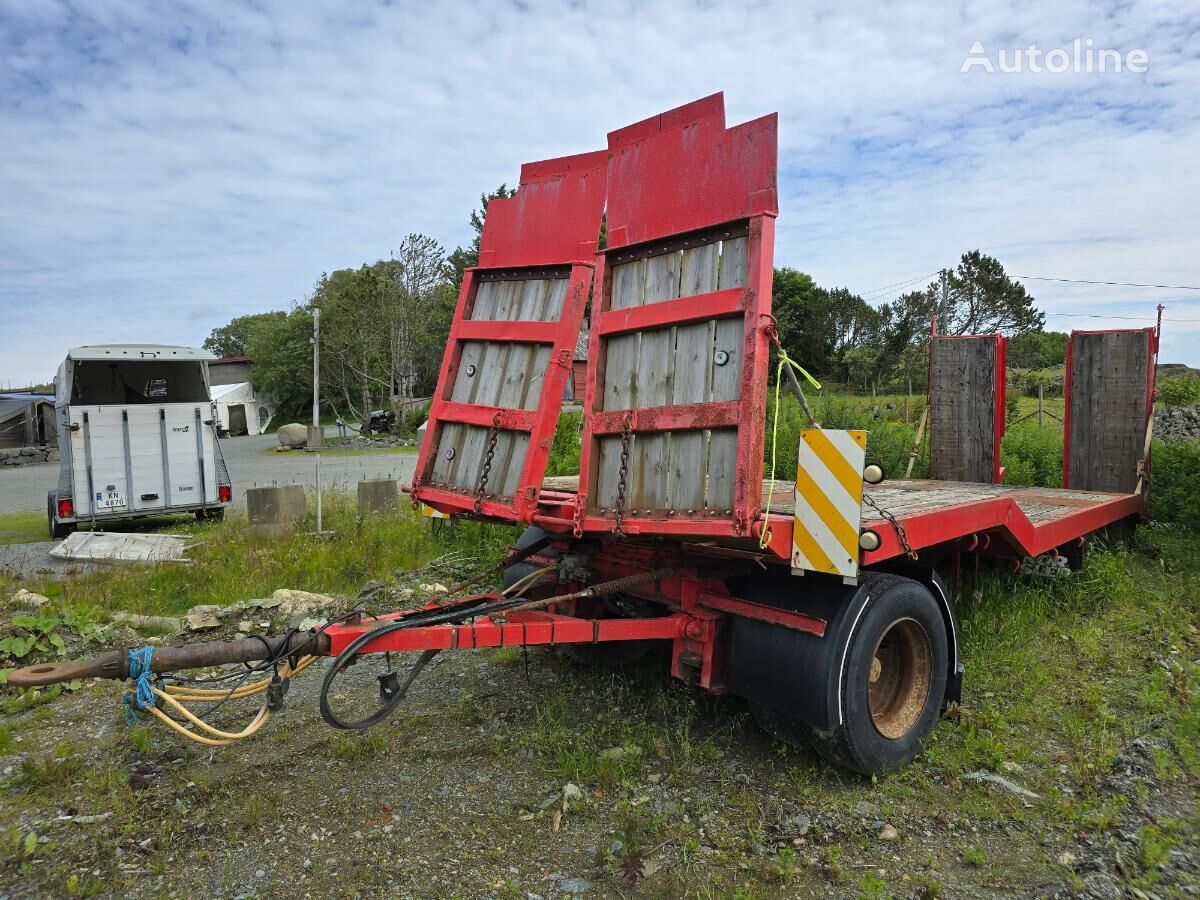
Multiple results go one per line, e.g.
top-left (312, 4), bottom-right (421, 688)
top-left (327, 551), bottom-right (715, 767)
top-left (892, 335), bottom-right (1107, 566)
top-left (0, 569), bottom-right (1196, 899)
top-left (0, 430), bottom-right (417, 515)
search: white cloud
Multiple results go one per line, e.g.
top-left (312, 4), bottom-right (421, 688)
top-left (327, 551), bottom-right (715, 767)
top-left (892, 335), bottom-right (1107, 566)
top-left (1, 0), bottom-right (1197, 386)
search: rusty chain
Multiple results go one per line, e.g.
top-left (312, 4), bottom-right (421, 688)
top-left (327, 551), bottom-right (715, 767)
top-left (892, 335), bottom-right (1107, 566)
top-left (613, 412), bottom-right (634, 537)
top-left (473, 411), bottom-right (503, 515)
top-left (862, 492), bottom-right (918, 560)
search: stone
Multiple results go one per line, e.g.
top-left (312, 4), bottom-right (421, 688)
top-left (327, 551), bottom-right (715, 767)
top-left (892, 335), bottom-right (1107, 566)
top-left (110, 612), bottom-right (182, 632)
top-left (561, 783), bottom-right (583, 803)
top-left (965, 769), bottom-right (1040, 798)
top-left (855, 801), bottom-right (881, 817)
top-left (599, 745), bottom-right (642, 761)
top-left (246, 485), bottom-right (307, 529)
top-left (271, 588), bottom-right (336, 616)
top-left (185, 605), bottom-right (222, 631)
top-left (419, 583), bottom-right (449, 595)
top-left (295, 616), bottom-right (327, 631)
top-left (305, 425), bottom-right (325, 451)
top-left (277, 423), bottom-right (308, 448)
top-left (358, 479), bottom-right (399, 514)
top-left (10, 589), bottom-right (51, 610)
top-left (878, 824), bottom-right (899, 842)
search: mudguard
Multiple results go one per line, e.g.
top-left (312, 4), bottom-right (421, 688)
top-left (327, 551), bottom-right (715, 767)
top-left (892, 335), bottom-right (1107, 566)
top-left (725, 568), bottom-right (961, 731)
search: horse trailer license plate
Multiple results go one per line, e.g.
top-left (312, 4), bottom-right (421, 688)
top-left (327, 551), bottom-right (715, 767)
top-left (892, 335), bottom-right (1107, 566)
top-left (97, 490), bottom-right (126, 509)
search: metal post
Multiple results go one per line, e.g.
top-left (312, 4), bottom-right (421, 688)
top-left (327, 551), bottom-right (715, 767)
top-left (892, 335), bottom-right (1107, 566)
top-left (313, 308), bottom-right (322, 533)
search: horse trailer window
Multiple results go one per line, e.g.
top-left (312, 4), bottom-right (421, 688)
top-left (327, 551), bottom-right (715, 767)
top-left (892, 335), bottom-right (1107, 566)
top-left (70, 360), bottom-right (209, 404)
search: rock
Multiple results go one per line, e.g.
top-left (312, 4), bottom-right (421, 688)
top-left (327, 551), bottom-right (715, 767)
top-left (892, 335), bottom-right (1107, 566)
top-left (10, 589), bottom-right (50, 610)
top-left (855, 800), bottom-right (880, 817)
top-left (271, 588), bottom-right (336, 616)
top-left (185, 605), bottom-right (222, 631)
top-left (784, 814), bottom-right (812, 836)
top-left (1057, 851), bottom-right (1076, 867)
top-left (599, 745), bottom-right (642, 761)
top-left (878, 824), bottom-right (899, 842)
top-left (296, 616), bottom-right (327, 632)
top-left (246, 597), bottom-right (281, 610)
top-left (277, 423), bottom-right (308, 449)
top-left (419, 583), bottom-right (449, 595)
top-left (110, 612), bottom-right (182, 633)
top-left (357, 580), bottom-right (387, 600)
top-left (647, 773), bottom-right (662, 784)
top-left (237, 620), bottom-right (256, 632)
top-left (561, 783), bottom-right (583, 803)
top-left (965, 769), bottom-right (1040, 798)
top-left (1001, 761), bottom-right (1024, 774)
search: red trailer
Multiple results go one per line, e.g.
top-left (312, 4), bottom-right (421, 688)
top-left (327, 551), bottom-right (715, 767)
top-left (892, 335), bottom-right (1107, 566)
top-left (11, 95), bottom-right (1159, 776)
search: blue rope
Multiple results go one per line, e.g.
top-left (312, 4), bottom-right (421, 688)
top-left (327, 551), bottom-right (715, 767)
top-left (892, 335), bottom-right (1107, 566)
top-left (123, 646), bottom-right (156, 725)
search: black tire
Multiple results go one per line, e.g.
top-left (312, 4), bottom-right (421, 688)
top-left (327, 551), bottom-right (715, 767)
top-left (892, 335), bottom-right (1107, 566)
top-left (502, 527), bottom-right (653, 668)
top-left (751, 574), bottom-right (948, 775)
top-left (47, 491), bottom-right (73, 540)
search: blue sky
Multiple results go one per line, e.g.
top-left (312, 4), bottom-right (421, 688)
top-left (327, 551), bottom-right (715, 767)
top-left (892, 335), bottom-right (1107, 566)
top-left (2, 0), bottom-right (1198, 386)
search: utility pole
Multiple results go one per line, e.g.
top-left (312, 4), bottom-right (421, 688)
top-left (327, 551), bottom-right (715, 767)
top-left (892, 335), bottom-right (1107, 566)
top-left (313, 308), bottom-right (323, 533)
top-left (939, 269), bottom-right (949, 333)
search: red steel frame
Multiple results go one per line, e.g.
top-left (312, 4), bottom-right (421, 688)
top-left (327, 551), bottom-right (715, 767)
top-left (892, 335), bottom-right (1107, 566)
top-left (1062, 326), bottom-right (1158, 492)
top-left (928, 333), bottom-right (1007, 484)
top-left (576, 95), bottom-right (779, 540)
top-left (411, 151), bottom-right (608, 523)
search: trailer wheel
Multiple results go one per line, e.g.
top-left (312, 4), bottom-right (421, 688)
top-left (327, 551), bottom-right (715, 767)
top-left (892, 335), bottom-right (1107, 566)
top-left (195, 508), bottom-right (225, 522)
top-left (47, 491), bottom-right (73, 540)
top-left (806, 576), bottom-right (947, 774)
top-left (503, 528), bottom-right (653, 668)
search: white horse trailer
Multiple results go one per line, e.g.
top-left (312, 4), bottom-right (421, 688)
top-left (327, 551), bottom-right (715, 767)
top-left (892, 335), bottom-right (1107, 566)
top-left (47, 345), bottom-right (233, 538)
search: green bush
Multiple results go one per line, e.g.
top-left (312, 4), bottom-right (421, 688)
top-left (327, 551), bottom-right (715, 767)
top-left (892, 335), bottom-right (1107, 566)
top-left (1157, 375), bottom-right (1200, 408)
top-left (547, 410), bottom-right (583, 477)
top-left (763, 392), bottom-right (927, 480)
top-left (1001, 424), bottom-right (1063, 488)
top-left (1150, 439), bottom-right (1200, 528)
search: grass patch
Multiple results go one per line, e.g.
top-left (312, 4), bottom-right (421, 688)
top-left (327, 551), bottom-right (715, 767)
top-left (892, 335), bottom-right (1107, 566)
top-left (0, 511), bottom-right (46, 546)
top-left (0, 493), bottom-right (515, 618)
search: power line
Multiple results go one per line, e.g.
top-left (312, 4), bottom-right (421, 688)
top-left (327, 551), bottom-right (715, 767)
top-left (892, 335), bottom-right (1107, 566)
top-left (1044, 312), bottom-right (1200, 323)
top-left (861, 271), bottom-right (939, 298)
top-left (1014, 275), bottom-right (1200, 291)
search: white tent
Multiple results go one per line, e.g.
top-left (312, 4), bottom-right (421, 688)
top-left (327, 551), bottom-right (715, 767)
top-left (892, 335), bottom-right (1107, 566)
top-left (210, 382), bottom-right (276, 436)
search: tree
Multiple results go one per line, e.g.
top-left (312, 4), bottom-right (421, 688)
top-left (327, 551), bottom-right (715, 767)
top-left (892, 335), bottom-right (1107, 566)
top-left (245, 306), bottom-right (313, 416)
top-left (913, 251), bottom-right (1043, 336)
top-left (771, 269), bottom-right (881, 377)
top-left (448, 185), bottom-right (515, 286)
top-left (1007, 331), bottom-right (1068, 369)
top-left (378, 234), bottom-right (453, 421)
top-left (202, 312), bottom-right (286, 358)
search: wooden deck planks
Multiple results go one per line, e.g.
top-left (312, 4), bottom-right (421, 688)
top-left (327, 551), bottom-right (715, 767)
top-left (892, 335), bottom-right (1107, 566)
top-left (544, 474), bottom-right (1128, 525)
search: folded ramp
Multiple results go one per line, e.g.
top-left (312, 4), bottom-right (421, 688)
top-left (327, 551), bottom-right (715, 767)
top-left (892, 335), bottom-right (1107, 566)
top-left (413, 151), bottom-right (608, 522)
top-left (1064, 327), bottom-right (1156, 495)
top-left (579, 94), bottom-right (779, 540)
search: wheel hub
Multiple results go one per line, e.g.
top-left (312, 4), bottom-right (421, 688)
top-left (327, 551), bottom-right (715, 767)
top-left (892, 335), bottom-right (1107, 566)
top-left (868, 617), bottom-right (932, 740)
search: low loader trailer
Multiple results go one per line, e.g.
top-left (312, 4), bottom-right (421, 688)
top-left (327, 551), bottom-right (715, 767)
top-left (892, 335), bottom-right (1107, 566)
top-left (10, 95), bottom-right (1159, 776)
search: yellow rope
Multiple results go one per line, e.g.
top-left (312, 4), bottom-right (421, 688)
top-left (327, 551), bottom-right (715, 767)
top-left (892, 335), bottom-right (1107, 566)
top-left (144, 655), bottom-right (315, 746)
top-left (759, 349), bottom-right (822, 549)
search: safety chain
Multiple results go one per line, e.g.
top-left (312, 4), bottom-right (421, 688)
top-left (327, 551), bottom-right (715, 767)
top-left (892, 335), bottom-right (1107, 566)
top-left (474, 411), bottom-right (503, 514)
top-left (863, 492), bottom-right (918, 560)
top-left (613, 412), bottom-right (634, 537)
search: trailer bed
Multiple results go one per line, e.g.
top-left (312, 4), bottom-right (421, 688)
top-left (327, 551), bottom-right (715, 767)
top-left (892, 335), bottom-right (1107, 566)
top-left (539, 475), bottom-right (1142, 563)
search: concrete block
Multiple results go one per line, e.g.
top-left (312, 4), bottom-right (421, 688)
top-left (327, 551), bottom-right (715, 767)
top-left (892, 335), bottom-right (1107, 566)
top-left (358, 478), bottom-right (399, 514)
top-left (306, 425), bottom-right (325, 451)
top-left (246, 485), bottom-right (307, 529)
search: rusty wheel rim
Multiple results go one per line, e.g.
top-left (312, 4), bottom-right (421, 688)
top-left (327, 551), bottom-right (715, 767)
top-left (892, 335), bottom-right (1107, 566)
top-left (867, 617), bottom-right (932, 740)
